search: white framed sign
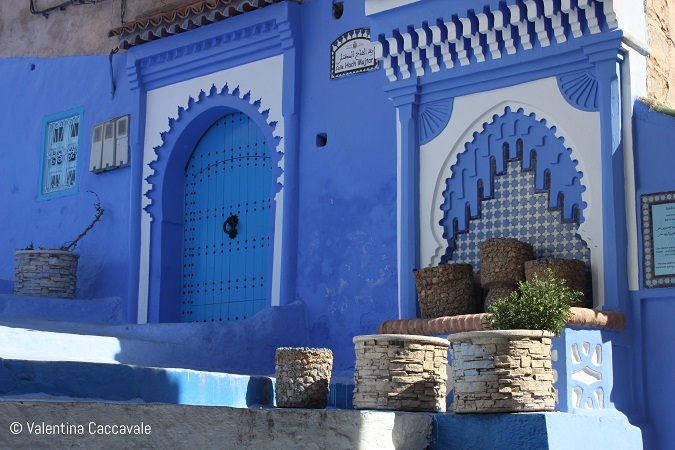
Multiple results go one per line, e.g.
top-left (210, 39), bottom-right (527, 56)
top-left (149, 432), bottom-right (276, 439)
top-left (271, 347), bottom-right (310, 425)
top-left (641, 191), bottom-right (675, 288)
top-left (330, 28), bottom-right (378, 79)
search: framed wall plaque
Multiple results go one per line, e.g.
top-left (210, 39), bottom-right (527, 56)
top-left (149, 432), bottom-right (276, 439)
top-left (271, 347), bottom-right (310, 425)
top-left (641, 191), bottom-right (675, 288)
top-left (330, 28), bottom-right (378, 79)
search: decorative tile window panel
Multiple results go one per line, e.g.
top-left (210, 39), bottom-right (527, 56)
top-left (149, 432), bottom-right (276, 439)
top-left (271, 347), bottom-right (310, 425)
top-left (451, 161), bottom-right (591, 272)
top-left (42, 111), bottom-right (81, 196)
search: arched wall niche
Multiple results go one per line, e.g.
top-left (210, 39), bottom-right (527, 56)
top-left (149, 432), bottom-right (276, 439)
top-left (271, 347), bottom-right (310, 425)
top-left (143, 83), bottom-right (283, 323)
top-left (419, 80), bottom-right (604, 306)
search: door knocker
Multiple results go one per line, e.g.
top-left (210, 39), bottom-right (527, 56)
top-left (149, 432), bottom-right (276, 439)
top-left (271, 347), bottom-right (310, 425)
top-left (223, 214), bottom-right (239, 239)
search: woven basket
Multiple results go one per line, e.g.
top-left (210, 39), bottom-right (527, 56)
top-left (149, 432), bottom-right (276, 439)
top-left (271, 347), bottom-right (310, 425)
top-left (480, 238), bottom-right (533, 311)
top-left (275, 347), bottom-right (333, 409)
top-left (480, 238), bottom-right (533, 288)
top-left (413, 263), bottom-right (475, 318)
top-left (524, 258), bottom-right (588, 307)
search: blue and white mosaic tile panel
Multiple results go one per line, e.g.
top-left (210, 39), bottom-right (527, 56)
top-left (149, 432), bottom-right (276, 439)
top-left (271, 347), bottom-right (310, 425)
top-left (451, 161), bottom-right (590, 272)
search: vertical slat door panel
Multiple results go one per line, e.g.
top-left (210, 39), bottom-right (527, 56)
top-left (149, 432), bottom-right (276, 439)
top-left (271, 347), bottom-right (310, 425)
top-left (182, 112), bottom-right (271, 322)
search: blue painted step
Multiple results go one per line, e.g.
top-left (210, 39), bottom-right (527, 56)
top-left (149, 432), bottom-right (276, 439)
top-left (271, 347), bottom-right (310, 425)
top-left (0, 294), bottom-right (123, 325)
top-left (0, 358), bottom-right (355, 409)
top-left (0, 301), bottom-right (309, 375)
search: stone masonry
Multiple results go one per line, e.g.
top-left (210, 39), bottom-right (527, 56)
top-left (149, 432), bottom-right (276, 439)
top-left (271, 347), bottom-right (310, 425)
top-left (480, 238), bottom-right (533, 310)
top-left (13, 250), bottom-right (79, 299)
top-left (413, 263), bottom-right (475, 318)
top-left (275, 347), bottom-right (333, 409)
top-left (353, 335), bottom-right (449, 413)
top-left (448, 330), bottom-right (555, 413)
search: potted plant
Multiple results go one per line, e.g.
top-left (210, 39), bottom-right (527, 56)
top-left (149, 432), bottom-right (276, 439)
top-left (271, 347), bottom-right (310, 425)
top-left (13, 191), bottom-right (104, 299)
top-left (448, 268), bottom-right (581, 413)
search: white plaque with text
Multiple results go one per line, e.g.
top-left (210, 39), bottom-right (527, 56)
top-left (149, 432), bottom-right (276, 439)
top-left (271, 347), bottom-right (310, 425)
top-left (330, 28), bottom-right (378, 79)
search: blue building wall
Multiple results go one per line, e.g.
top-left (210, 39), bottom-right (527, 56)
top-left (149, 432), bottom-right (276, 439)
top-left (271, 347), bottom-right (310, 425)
top-left (294, 0), bottom-right (398, 373)
top-left (0, 55), bottom-right (133, 306)
top-left (0, 1), bottom-right (398, 374)
top-left (631, 101), bottom-right (675, 450)
top-left (0, 3), bottom-right (672, 447)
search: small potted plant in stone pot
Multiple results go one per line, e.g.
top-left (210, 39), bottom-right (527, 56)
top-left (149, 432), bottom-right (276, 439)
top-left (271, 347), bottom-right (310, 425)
top-left (13, 191), bottom-right (104, 299)
top-left (447, 268), bottom-right (581, 413)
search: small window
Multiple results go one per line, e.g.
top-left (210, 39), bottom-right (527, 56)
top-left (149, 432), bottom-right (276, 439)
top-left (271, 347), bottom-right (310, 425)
top-left (39, 108), bottom-right (83, 200)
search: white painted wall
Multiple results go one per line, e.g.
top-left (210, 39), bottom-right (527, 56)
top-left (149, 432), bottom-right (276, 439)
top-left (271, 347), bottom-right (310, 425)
top-left (419, 77), bottom-right (606, 307)
top-left (138, 55), bottom-right (285, 323)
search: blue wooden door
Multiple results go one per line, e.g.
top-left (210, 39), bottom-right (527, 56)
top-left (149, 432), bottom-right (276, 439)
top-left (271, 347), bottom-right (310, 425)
top-left (182, 112), bottom-right (271, 322)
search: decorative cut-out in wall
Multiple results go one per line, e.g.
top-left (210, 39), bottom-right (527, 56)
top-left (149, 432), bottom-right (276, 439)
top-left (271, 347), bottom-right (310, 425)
top-left (569, 341), bottom-right (605, 410)
top-left (451, 161), bottom-right (591, 272)
top-left (372, 0), bottom-right (619, 81)
top-left (557, 70), bottom-right (600, 112)
top-left (440, 107), bottom-right (586, 263)
top-left (419, 98), bottom-right (454, 145)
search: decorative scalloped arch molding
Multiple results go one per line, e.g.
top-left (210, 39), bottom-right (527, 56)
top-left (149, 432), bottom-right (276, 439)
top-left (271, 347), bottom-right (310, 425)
top-left (145, 83), bottom-right (282, 220)
top-left (557, 69), bottom-right (600, 112)
top-left (438, 106), bottom-right (586, 263)
top-left (419, 98), bottom-right (453, 145)
top-left (143, 83), bottom-right (283, 322)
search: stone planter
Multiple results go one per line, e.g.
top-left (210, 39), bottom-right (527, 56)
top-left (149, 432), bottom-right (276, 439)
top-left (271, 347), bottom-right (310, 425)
top-left (413, 263), bottom-right (475, 318)
top-left (525, 258), bottom-right (588, 307)
top-left (14, 250), bottom-right (79, 299)
top-left (353, 334), bottom-right (449, 412)
top-left (275, 347), bottom-right (333, 409)
top-left (480, 238), bottom-right (533, 310)
top-left (448, 330), bottom-right (555, 413)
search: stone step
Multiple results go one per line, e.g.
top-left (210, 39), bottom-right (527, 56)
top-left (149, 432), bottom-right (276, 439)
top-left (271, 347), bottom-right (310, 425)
top-left (0, 358), bottom-right (354, 409)
top-left (0, 359), bottom-right (274, 407)
top-left (0, 400), bottom-right (642, 449)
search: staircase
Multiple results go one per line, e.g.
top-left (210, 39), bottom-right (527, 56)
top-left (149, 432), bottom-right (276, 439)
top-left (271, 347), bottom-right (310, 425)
top-left (0, 294), bottom-right (643, 449)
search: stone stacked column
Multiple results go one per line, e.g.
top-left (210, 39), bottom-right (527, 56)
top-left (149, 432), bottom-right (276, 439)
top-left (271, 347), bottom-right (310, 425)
top-left (14, 250), bottom-right (79, 299)
top-left (275, 347), bottom-right (333, 409)
top-left (448, 330), bottom-right (555, 413)
top-left (353, 334), bottom-right (449, 412)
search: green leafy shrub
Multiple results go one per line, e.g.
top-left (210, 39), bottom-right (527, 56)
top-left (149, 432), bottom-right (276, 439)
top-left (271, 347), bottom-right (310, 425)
top-left (486, 268), bottom-right (581, 336)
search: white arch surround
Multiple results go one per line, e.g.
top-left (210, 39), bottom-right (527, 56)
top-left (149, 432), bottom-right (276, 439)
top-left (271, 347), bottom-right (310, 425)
top-left (419, 76), bottom-right (606, 307)
top-left (138, 55), bottom-right (285, 323)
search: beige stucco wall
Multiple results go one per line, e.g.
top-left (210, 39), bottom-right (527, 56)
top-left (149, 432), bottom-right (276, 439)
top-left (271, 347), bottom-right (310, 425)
top-left (646, 0), bottom-right (675, 107)
top-left (0, 0), bottom-right (190, 58)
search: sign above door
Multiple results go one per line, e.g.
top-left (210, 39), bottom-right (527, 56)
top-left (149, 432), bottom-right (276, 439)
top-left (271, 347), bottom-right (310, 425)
top-left (330, 28), bottom-right (378, 79)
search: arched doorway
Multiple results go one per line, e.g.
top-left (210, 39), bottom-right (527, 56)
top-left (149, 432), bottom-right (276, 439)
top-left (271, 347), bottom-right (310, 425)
top-left (181, 112), bottom-right (272, 322)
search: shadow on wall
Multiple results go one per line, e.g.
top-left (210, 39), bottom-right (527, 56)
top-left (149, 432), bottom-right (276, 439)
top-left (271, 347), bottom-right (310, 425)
top-left (112, 301), bottom-right (310, 375)
top-left (0, 280), bottom-right (12, 295)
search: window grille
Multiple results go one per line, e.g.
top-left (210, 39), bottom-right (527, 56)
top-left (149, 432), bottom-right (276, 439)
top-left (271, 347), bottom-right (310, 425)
top-left (41, 110), bottom-right (82, 198)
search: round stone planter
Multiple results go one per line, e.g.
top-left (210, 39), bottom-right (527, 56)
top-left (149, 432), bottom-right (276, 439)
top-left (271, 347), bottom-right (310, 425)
top-left (448, 330), bottom-right (555, 413)
top-left (14, 250), bottom-right (79, 299)
top-left (275, 347), bottom-right (333, 409)
top-left (353, 334), bottom-right (449, 412)
top-left (525, 258), bottom-right (588, 307)
top-left (413, 263), bottom-right (475, 318)
top-left (480, 238), bottom-right (533, 310)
